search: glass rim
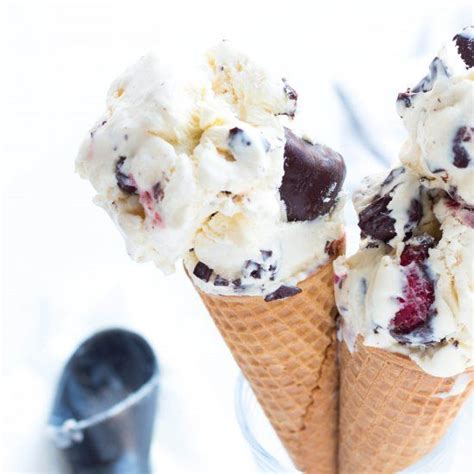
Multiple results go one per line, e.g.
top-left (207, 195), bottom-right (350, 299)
top-left (234, 373), bottom-right (298, 472)
top-left (235, 373), bottom-right (469, 473)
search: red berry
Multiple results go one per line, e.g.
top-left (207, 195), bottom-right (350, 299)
top-left (399, 236), bottom-right (433, 266)
top-left (390, 236), bottom-right (436, 341)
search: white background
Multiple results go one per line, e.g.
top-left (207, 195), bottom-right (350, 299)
top-left (1, 0), bottom-right (473, 472)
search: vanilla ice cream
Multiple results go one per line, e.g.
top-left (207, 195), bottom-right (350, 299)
top-left (335, 28), bottom-right (474, 377)
top-left (77, 42), bottom-right (346, 299)
top-left (397, 26), bottom-right (474, 207)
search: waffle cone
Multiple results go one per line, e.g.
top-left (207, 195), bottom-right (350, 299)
top-left (339, 337), bottom-right (474, 474)
top-left (193, 259), bottom-right (340, 473)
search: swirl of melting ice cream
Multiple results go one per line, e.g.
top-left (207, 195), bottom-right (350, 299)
top-left (76, 42), bottom-right (346, 300)
top-left (334, 29), bottom-right (474, 377)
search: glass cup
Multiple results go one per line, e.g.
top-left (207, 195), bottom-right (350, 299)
top-left (235, 374), bottom-right (472, 473)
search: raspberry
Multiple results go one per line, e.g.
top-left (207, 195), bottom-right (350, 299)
top-left (399, 235), bottom-right (433, 266)
top-left (390, 236), bottom-right (436, 341)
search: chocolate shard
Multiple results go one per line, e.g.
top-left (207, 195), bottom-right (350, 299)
top-left (260, 250), bottom-right (273, 261)
top-left (281, 79), bottom-right (298, 118)
top-left (232, 278), bottom-right (243, 289)
top-left (397, 57), bottom-right (449, 108)
top-left (280, 129), bottom-right (346, 222)
top-left (412, 57), bottom-right (449, 94)
top-left (453, 27), bottom-right (474, 69)
top-left (193, 262), bottom-right (213, 282)
top-left (152, 182), bottom-right (164, 201)
top-left (228, 127), bottom-right (252, 149)
top-left (403, 198), bottom-right (423, 240)
top-left (358, 194), bottom-right (396, 243)
top-left (115, 156), bottom-right (137, 194)
top-left (452, 126), bottom-right (473, 168)
top-left (381, 166), bottom-right (405, 187)
top-left (264, 285), bottom-right (302, 302)
top-left (243, 260), bottom-right (263, 279)
top-left (214, 275), bottom-right (229, 286)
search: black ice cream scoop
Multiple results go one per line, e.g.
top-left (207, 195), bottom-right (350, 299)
top-left (48, 328), bottom-right (159, 474)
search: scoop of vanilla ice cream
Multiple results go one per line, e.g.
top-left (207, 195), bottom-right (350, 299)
top-left (430, 199), bottom-right (474, 342)
top-left (335, 196), bottom-right (474, 377)
top-left (335, 29), bottom-right (474, 377)
top-left (397, 27), bottom-right (474, 207)
top-left (77, 42), bottom-right (345, 297)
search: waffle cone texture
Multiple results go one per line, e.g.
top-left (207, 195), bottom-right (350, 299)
top-left (194, 258), bottom-right (341, 473)
top-left (339, 337), bottom-right (474, 474)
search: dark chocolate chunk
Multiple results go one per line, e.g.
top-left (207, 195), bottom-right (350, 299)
top-left (193, 262), bottom-right (213, 282)
top-left (115, 156), bottom-right (137, 194)
top-left (283, 80), bottom-right (297, 102)
top-left (404, 198), bottom-right (423, 240)
top-left (232, 278), bottom-right (243, 289)
top-left (397, 91), bottom-right (416, 109)
top-left (358, 194), bottom-right (396, 243)
top-left (397, 57), bottom-right (449, 108)
top-left (244, 261), bottom-right (262, 279)
top-left (214, 275), bottom-right (229, 286)
top-left (382, 167), bottom-right (405, 187)
top-left (250, 268), bottom-right (262, 279)
top-left (280, 129), bottom-right (346, 222)
top-left (260, 250), bottom-right (273, 261)
top-left (281, 79), bottom-right (298, 118)
top-left (412, 57), bottom-right (448, 94)
top-left (359, 171), bottom-right (422, 244)
top-left (268, 264), bottom-right (277, 281)
top-left (453, 27), bottom-right (474, 68)
top-left (264, 285), bottom-right (302, 302)
top-left (152, 182), bottom-right (164, 202)
top-left (452, 126), bottom-right (473, 168)
top-left (228, 127), bottom-right (251, 149)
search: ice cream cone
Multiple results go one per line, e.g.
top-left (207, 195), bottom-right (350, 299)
top-left (193, 256), bottom-right (341, 474)
top-left (339, 337), bottom-right (474, 474)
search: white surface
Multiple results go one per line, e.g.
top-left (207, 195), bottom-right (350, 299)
top-left (2, 0), bottom-right (473, 472)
